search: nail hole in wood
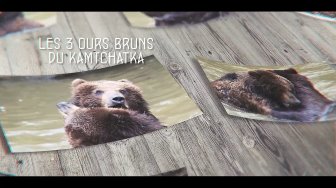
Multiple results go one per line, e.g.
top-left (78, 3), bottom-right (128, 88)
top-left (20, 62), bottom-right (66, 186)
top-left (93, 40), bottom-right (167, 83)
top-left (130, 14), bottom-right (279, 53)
top-left (169, 63), bottom-right (182, 75)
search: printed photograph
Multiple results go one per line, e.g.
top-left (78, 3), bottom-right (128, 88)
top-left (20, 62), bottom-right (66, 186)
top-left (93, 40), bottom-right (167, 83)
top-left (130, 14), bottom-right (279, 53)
top-left (197, 57), bottom-right (336, 122)
top-left (0, 56), bottom-right (203, 153)
top-left (0, 12), bottom-right (56, 37)
top-left (123, 12), bottom-right (227, 28)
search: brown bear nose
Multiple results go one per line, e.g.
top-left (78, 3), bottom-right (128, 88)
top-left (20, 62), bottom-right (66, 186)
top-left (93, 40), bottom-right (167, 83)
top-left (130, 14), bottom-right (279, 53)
top-left (105, 93), bottom-right (126, 108)
top-left (112, 97), bottom-right (125, 103)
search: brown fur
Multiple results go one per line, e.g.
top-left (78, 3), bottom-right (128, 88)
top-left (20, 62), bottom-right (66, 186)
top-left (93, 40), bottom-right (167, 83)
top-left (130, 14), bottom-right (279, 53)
top-left (70, 79), bottom-right (155, 117)
top-left (211, 68), bottom-right (335, 122)
top-left (142, 12), bottom-right (223, 26)
top-left (57, 79), bottom-right (164, 147)
top-left (57, 103), bottom-right (163, 147)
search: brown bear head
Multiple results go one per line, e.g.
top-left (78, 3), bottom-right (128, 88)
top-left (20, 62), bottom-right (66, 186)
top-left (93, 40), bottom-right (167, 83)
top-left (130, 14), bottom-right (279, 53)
top-left (70, 79), bottom-right (151, 114)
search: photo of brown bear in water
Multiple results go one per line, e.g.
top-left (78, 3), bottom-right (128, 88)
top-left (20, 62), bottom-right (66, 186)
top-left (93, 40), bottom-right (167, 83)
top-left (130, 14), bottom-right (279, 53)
top-left (211, 68), bottom-right (335, 122)
top-left (57, 79), bottom-right (164, 148)
top-left (198, 58), bottom-right (336, 122)
top-left (0, 56), bottom-right (202, 153)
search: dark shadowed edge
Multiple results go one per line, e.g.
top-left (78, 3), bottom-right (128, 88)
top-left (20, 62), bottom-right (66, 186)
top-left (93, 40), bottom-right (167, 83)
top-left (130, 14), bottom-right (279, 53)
top-left (0, 121), bottom-right (12, 154)
top-left (121, 12), bottom-right (229, 29)
top-left (0, 171), bottom-right (15, 176)
top-left (153, 167), bottom-right (188, 176)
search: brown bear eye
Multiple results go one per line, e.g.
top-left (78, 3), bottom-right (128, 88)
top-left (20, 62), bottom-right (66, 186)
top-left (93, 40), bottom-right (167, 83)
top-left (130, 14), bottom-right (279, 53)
top-left (94, 90), bottom-right (104, 96)
top-left (119, 89), bottom-right (127, 94)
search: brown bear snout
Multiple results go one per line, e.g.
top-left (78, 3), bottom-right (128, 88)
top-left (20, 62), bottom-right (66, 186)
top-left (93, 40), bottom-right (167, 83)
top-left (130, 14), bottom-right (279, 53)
top-left (102, 91), bottom-right (127, 109)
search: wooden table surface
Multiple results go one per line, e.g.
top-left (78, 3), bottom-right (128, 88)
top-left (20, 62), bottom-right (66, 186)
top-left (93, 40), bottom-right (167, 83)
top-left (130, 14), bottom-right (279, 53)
top-left (0, 12), bottom-right (335, 176)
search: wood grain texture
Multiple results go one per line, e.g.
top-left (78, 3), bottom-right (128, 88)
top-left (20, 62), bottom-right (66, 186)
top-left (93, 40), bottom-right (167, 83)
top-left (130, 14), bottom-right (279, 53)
top-left (3, 33), bottom-right (42, 76)
top-left (0, 12), bottom-right (335, 176)
top-left (0, 40), bottom-right (12, 76)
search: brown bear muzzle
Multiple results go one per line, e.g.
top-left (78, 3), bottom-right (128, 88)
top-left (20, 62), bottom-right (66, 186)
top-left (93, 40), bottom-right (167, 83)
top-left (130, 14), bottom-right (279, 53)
top-left (103, 91), bottom-right (128, 109)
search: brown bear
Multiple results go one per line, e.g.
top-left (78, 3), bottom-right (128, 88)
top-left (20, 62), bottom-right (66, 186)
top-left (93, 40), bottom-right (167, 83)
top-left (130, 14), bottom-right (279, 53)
top-left (57, 79), bottom-right (164, 148)
top-left (211, 68), bottom-right (335, 122)
top-left (0, 12), bottom-right (43, 37)
top-left (142, 12), bottom-right (225, 26)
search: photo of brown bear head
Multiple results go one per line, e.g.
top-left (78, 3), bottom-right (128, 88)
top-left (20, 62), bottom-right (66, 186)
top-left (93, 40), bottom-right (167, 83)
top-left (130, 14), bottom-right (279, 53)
top-left (211, 68), bottom-right (335, 122)
top-left (57, 79), bottom-right (165, 147)
top-left (70, 79), bottom-right (154, 117)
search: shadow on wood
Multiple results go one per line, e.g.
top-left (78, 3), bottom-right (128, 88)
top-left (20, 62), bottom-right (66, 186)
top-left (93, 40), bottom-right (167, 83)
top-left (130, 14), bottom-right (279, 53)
top-left (154, 167), bottom-right (188, 176)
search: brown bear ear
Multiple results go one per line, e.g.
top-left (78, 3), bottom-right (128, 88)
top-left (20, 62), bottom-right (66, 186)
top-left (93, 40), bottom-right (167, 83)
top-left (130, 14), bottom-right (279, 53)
top-left (272, 68), bottom-right (298, 75)
top-left (248, 70), bottom-right (262, 78)
top-left (284, 68), bottom-right (298, 74)
top-left (118, 79), bottom-right (132, 84)
top-left (72, 79), bottom-right (87, 88)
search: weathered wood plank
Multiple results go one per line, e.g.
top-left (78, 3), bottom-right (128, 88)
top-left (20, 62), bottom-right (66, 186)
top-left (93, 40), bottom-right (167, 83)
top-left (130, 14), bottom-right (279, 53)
top-left (143, 124), bottom-right (193, 175)
top-left (63, 12), bottom-right (98, 70)
top-left (31, 28), bottom-right (66, 75)
top-left (0, 40), bottom-right (12, 76)
top-left (232, 119), bottom-right (333, 175)
top-left (28, 152), bottom-right (64, 176)
top-left (57, 148), bottom-right (85, 176)
top-left (13, 153), bottom-right (37, 176)
top-left (49, 12), bottom-right (89, 74)
top-left (250, 13), bottom-right (322, 64)
top-left (0, 155), bottom-right (18, 175)
top-left (0, 12), bottom-right (335, 176)
top-left (295, 14), bottom-right (336, 62)
top-left (3, 33), bottom-right (42, 76)
top-left (130, 20), bottom-right (319, 176)
top-left (71, 147), bottom-right (104, 176)
top-left (84, 12), bottom-right (153, 69)
top-left (132, 12), bottom-right (335, 175)
top-left (270, 12), bottom-right (334, 63)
